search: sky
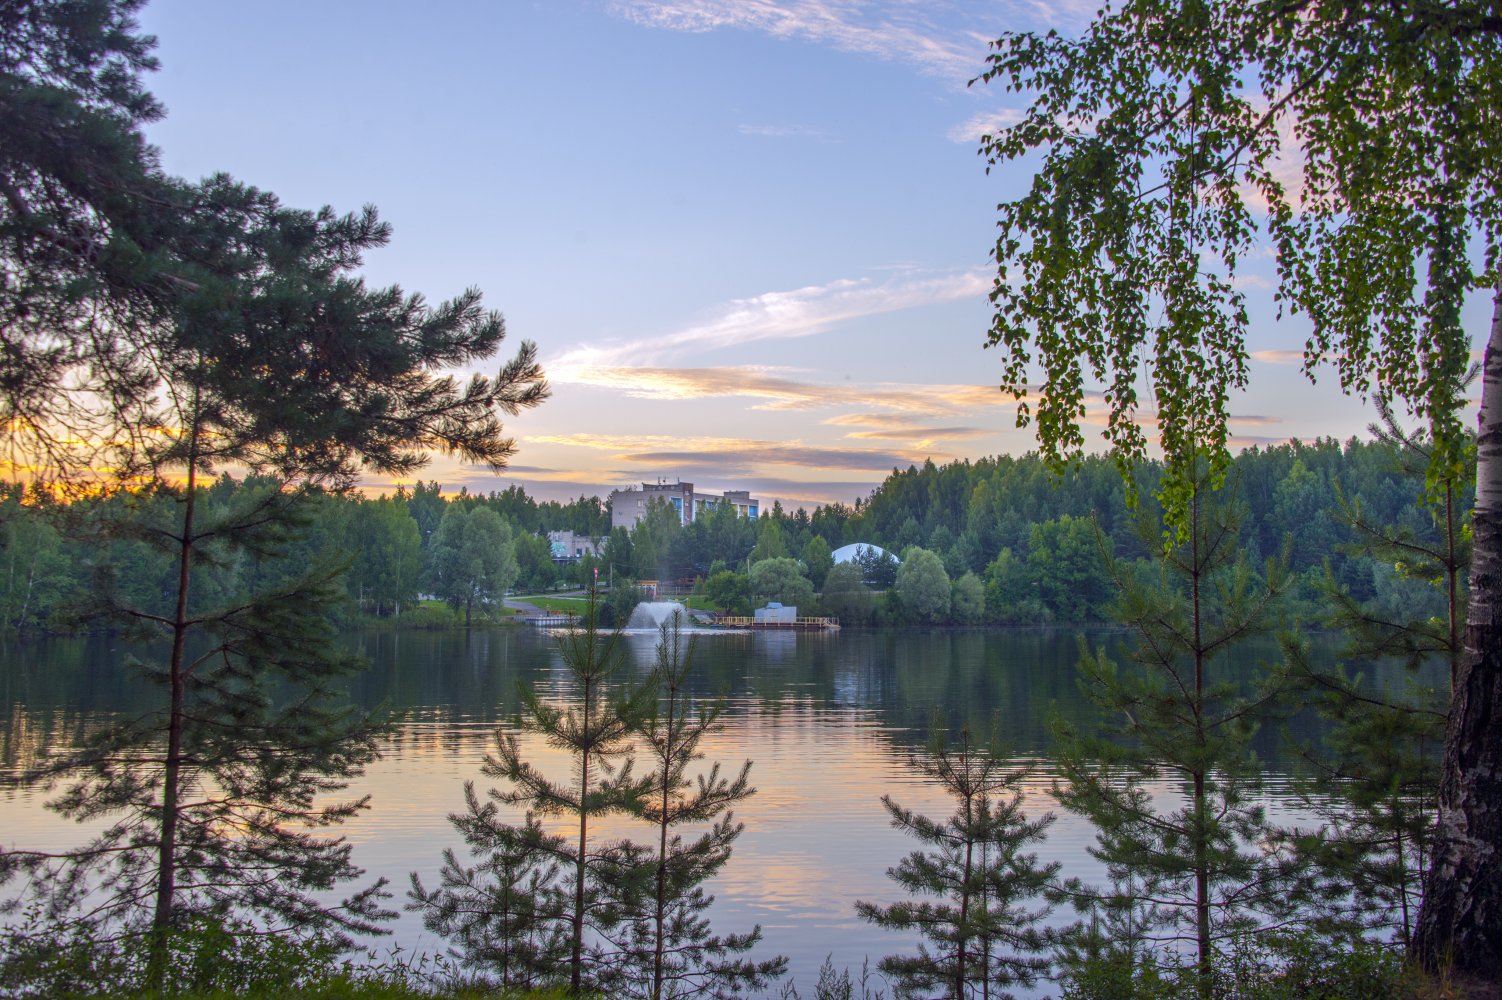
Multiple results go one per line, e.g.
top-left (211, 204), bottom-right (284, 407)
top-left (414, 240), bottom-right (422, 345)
top-left (132, 0), bottom-right (1490, 508)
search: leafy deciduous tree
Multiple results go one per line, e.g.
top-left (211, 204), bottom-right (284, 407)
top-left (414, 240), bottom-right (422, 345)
top-left (428, 504), bottom-right (518, 626)
top-left (894, 546), bottom-right (951, 625)
top-left (749, 557), bottom-right (815, 612)
top-left (976, 2), bottom-right (1502, 973)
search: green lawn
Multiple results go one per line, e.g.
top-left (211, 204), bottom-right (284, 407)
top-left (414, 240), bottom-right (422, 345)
top-left (511, 594), bottom-right (591, 613)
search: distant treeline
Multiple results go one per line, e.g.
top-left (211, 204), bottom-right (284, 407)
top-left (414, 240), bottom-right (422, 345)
top-left (0, 436), bottom-right (1469, 632)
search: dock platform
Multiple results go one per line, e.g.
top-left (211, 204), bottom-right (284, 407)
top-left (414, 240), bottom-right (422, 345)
top-left (708, 616), bottom-right (840, 631)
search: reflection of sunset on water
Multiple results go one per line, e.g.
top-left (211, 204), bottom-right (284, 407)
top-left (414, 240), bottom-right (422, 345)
top-left (3, 627), bottom-right (1359, 996)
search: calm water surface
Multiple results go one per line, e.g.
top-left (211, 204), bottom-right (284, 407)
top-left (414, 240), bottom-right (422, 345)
top-left (2, 626), bottom-right (1358, 996)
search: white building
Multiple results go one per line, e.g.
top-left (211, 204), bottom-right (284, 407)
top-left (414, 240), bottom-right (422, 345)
top-left (609, 481), bottom-right (760, 530)
top-left (830, 542), bottom-right (898, 565)
top-left (547, 530), bottom-right (600, 562)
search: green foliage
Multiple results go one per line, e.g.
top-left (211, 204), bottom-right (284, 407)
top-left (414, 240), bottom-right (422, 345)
top-left (629, 501), bottom-right (682, 581)
top-left (4, 3), bottom-right (549, 977)
top-left (0, 913), bottom-right (350, 999)
top-left (701, 569), bottom-right (752, 616)
top-left (856, 546), bottom-right (900, 589)
top-left (607, 613), bottom-right (786, 999)
top-left (950, 571), bottom-right (986, 625)
top-left (749, 557), bottom-right (816, 611)
top-left (984, 548), bottom-right (1048, 625)
top-left (1026, 515), bottom-right (1110, 623)
top-left (427, 505), bottom-right (517, 626)
top-left (0, 440), bottom-right (1464, 634)
top-left (408, 795), bottom-right (570, 991)
top-left (777, 957), bottom-right (887, 1000)
top-left (3, 482), bottom-right (393, 958)
top-left (750, 517), bottom-right (789, 563)
top-left (601, 583), bottom-right (646, 629)
top-left (418, 603), bottom-right (780, 998)
top-left (800, 535), bottom-right (834, 591)
top-left (1059, 931), bottom-right (1414, 1000)
top-left (478, 592), bottom-right (652, 993)
top-left (975, 1), bottom-right (1489, 526)
top-left (513, 532), bottom-right (559, 593)
top-left (0, 487), bottom-right (71, 631)
top-left (820, 561), bottom-right (875, 627)
top-left (892, 546), bottom-right (950, 624)
top-left (0, 911), bottom-right (591, 998)
top-left (1280, 409), bottom-right (1466, 948)
top-left (350, 497), bottom-right (423, 617)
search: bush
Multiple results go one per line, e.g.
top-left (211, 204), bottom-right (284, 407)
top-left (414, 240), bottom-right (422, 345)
top-left (1057, 932), bottom-right (1416, 1000)
top-left (0, 915), bottom-right (344, 998)
top-left (0, 915), bottom-right (590, 998)
top-left (598, 583), bottom-right (645, 628)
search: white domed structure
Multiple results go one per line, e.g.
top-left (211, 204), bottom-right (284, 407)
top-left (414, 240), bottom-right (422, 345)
top-left (830, 543), bottom-right (899, 565)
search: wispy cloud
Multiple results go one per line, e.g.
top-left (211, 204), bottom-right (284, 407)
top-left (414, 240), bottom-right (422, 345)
top-left (624, 443), bottom-right (931, 472)
top-left (555, 365), bottom-right (1012, 416)
top-left (738, 123), bottom-right (830, 139)
top-left (844, 425), bottom-right (988, 442)
top-left (946, 108), bottom-right (1022, 144)
top-left (821, 411), bottom-right (989, 442)
top-left (609, 0), bottom-right (993, 80)
top-left (536, 431), bottom-right (939, 475)
top-left (1251, 349), bottom-right (1306, 365)
top-left (822, 412), bottom-right (913, 428)
top-left (1227, 434), bottom-right (1321, 449)
top-left (548, 269), bottom-right (991, 377)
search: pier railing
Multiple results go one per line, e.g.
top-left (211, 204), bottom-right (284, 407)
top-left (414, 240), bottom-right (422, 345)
top-left (524, 614), bottom-right (581, 627)
top-left (711, 616), bottom-right (840, 630)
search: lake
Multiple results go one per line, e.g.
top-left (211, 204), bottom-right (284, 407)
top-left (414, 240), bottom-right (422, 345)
top-left (0, 624), bottom-right (1379, 997)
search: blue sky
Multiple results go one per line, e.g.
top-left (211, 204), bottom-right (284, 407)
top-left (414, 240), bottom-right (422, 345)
top-left (133, 0), bottom-right (1486, 507)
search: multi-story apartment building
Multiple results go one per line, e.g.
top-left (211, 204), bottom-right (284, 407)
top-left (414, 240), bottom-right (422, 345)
top-left (608, 481), bottom-right (760, 530)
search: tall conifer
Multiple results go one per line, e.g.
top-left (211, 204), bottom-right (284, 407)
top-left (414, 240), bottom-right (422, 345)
top-left (1052, 483), bottom-right (1290, 998)
top-left (612, 611), bottom-right (785, 1000)
top-left (2, 50), bottom-right (549, 983)
top-left (1284, 404), bottom-right (1469, 946)
top-left (856, 714), bottom-right (1056, 1000)
top-left (482, 590), bottom-right (651, 995)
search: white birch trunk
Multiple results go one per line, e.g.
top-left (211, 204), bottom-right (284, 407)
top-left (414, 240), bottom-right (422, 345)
top-left (1413, 285), bottom-right (1502, 979)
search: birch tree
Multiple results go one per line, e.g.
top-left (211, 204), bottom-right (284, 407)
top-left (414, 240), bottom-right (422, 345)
top-left (976, 2), bottom-right (1502, 978)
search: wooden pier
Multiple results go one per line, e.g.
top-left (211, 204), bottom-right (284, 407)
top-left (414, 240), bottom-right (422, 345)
top-left (524, 614), bottom-right (581, 627)
top-left (708, 616), bottom-right (840, 631)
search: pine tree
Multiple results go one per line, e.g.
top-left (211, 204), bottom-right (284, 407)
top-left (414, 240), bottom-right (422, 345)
top-left (481, 589), bottom-right (652, 995)
top-left (1, 96), bottom-right (548, 985)
top-left (1283, 403), bottom-right (1469, 947)
top-left (1052, 483), bottom-right (1290, 999)
top-left (856, 714), bottom-right (1056, 1000)
top-left (407, 786), bottom-right (571, 990)
top-left (612, 611), bottom-right (786, 1000)
top-left (6, 480), bottom-right (393, 980)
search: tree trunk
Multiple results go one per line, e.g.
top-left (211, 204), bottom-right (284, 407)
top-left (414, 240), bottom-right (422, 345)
top-left (652, 680), bottom-right (677, 1000)
top-left (1412, 286), bottom-right (1502, 980)
top-left (957, 790), bottom-right (973, 999)
top-left (151, 418), bottom-right (200, 987)
top-left (571, 676), bottom-right (592, 996)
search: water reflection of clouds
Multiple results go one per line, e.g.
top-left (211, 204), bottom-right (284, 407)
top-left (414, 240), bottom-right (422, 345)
top-left (4, 628), bottom-right (1345, 998)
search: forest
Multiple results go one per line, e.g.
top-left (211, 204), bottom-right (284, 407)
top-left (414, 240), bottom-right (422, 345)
top-left (0, 430), bottom-right (1469, 634)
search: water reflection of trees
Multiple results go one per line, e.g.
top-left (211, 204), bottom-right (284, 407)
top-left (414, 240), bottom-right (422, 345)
top-left (2, 627), bottom-right (1442, 778)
